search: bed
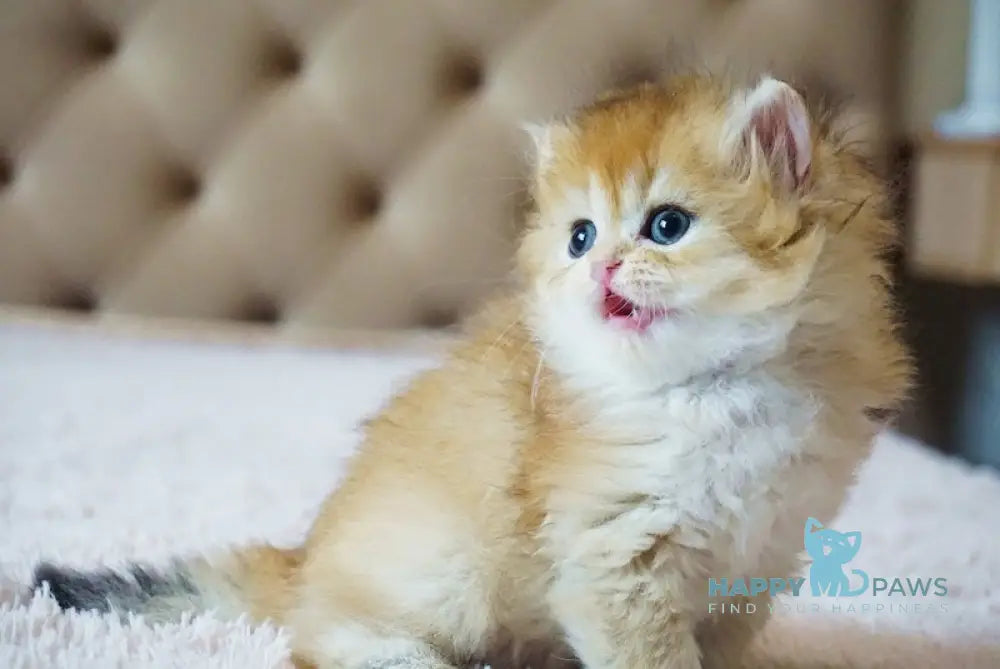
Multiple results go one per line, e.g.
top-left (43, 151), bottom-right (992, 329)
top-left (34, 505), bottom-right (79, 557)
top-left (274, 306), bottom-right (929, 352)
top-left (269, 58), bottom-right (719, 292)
top-left (2, 1), bottom-right (998, 667)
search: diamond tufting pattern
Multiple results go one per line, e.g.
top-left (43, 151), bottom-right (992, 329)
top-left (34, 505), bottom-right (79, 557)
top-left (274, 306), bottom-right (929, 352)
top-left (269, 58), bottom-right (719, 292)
top-left (0, 0), bottom-right (900, 329)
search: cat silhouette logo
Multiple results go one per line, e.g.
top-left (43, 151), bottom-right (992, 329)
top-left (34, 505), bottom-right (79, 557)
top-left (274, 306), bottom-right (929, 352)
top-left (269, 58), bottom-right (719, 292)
top-left (804, 517), bottom-right (870, 597)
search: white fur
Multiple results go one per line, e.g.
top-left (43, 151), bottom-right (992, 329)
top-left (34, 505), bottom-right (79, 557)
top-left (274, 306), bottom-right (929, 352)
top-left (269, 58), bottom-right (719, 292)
top-left (312, 624), bottom-right (452, 668)
top-left (532, 312), bottom-right (839, 667)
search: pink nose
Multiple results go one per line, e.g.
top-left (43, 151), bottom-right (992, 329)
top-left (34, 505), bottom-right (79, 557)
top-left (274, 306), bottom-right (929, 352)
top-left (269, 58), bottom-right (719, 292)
top-left (590, 260), bottom-right (622, 287)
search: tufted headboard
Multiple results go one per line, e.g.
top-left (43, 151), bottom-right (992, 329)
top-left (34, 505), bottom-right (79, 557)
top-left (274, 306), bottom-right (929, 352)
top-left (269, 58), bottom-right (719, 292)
top-left (0, 0), bottom-right (901, 331)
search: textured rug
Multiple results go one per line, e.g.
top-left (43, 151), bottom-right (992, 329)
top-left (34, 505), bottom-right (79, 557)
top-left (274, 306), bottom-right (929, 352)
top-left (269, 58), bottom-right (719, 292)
top-left (1, 323), bottom-right (999, 668)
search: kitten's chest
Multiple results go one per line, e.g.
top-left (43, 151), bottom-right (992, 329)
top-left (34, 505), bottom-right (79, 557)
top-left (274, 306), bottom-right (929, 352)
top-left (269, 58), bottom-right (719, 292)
top-left (608, 373), bottom-right (812, 479)
top-left (549, 373), bottom-right (819, 560)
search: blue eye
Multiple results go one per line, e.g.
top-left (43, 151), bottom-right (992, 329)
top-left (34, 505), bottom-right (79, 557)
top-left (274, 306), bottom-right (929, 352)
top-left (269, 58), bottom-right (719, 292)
top-left (643, 205), bottom-right (692, 245)
top-left (568, 219), bottom-right (597, 258)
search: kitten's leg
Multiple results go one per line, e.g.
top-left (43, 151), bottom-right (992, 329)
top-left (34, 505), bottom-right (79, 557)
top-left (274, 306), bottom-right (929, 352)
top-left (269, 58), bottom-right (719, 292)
top-left (549, 570), bottom-right (701, 669)
top-left (286, 502), bottom-right (489, 669)
top-left (293, 652), bottom-right (457, 669)
top-left (361, 652), bottom-right (459, 669)
top-left (290, 628), bottom-right (460, 669)
top-left (696, 593), bottom-right (772, 669)
top-left (698, 548), bottom-right (804, 669)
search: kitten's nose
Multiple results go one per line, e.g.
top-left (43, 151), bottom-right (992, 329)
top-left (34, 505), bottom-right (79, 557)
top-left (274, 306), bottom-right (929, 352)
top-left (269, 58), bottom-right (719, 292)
top-left (591, 260), bottom-right (622, 287)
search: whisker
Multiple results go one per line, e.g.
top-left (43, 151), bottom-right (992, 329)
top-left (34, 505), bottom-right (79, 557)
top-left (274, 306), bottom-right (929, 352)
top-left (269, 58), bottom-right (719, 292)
top-left (415, 275), bottom-right (514, 292)
top-left (545, 265), bottom-right (573, 288)
top-left (480, 316), bottom-right (523, 365)
top-left (839, 195), bottom-right (871, 232)
top-left (502, 336), bottom-right (538, 379)
top-left (462, 176), bottom-right (531, 183)
top-left (530, 347), bottom-right (547, 411)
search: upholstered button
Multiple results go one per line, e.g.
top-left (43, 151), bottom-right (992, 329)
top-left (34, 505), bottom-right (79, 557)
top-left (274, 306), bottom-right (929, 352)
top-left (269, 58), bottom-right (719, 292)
top-left (53, 286), bottom-right (98, 312)
top-left (419, 306), bottom-right (459, 328)
top-left (83, 26), bottom-right (118, 60)
top-left (0, 152), bottom-right (12, 188)
top-left (347, 180), bottom-right (382, 222)
top-left (238, 296), bottom-right (281, 324)
top-left (265, 40), bottom-right (303, 79)
top-left (617, 63), bottom-right (659, 88)
top-left (443, 55), bottom-right (484, 96)
top-left (165, 167), bottom-right (201, 204)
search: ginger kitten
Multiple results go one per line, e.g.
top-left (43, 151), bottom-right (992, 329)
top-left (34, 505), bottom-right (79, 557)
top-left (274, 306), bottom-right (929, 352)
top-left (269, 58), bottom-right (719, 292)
top-left (34, 73), bottom-right (910, 669)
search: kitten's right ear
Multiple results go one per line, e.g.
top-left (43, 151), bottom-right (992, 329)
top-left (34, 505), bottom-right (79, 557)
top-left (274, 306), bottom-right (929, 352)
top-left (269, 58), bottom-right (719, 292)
top-left (522, 120), bottom-right (571, 176)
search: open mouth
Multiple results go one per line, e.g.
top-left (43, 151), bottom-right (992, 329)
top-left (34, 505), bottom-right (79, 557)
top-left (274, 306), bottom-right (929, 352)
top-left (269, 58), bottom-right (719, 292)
top-left (601, 288), bottom-right (666, 332)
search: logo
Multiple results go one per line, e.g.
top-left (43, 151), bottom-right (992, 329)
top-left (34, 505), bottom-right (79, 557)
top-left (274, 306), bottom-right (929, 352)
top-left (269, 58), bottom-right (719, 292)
top-left (804, 517), bottom-right (868, 596)
top-left (707, 517), bottom-right (949, 615)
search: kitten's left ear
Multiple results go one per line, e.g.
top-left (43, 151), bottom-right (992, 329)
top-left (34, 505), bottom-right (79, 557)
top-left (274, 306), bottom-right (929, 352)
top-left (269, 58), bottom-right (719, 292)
top-left (723, 77), bottom-right (813, 194)
top-left (522, 120), bottom-right (572, 177)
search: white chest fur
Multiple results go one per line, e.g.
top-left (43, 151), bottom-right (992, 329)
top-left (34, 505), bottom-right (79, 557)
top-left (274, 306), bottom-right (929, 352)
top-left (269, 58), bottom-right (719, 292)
top-left (545, 368), bottom-right (823, 583)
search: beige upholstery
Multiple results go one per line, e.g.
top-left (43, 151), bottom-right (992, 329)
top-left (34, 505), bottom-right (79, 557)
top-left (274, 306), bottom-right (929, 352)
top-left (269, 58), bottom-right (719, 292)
top-left (0, 0), bottom-right (901, 329)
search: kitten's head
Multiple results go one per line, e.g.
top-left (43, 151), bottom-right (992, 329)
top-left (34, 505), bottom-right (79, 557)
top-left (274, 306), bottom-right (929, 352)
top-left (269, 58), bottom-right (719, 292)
top-left (517, 74), bottom-right (893, 392)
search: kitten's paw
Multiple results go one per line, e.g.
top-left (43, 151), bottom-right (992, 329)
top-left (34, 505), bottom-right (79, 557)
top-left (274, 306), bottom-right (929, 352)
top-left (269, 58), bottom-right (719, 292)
top-left (362, 657), bottom-right (458, 669)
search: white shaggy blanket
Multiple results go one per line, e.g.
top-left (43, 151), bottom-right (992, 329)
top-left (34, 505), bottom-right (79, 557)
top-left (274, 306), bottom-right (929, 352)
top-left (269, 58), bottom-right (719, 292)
top-left (1, 323), bottom-right (999, 668)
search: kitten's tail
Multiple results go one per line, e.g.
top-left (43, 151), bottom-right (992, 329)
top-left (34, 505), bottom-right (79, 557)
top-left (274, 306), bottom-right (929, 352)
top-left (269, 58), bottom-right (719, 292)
top-left (846, 568), bottom-right (870, 597)
top-left (32, 544), bottom-right (302, 624)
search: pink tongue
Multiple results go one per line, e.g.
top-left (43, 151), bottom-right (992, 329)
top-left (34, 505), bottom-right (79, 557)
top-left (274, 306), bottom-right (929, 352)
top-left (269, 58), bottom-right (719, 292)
top-left (604, 292), bottom-right (633, 318)
top-left (603, 292), bottom-right (658, 331)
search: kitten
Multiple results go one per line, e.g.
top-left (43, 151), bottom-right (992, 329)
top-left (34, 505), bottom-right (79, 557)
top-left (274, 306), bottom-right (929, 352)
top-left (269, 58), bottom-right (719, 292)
top-left (33, 72), bottom-right (910, 669)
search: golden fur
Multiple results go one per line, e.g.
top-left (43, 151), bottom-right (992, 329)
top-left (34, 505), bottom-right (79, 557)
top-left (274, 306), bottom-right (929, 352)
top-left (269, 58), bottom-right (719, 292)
top-left (36, 72), bottom-right (910, 669)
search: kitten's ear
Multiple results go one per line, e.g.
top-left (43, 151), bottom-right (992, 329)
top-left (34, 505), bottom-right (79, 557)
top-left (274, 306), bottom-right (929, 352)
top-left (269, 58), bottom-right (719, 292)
top-left (723, 77), bottom-right (813, 193)
top-left (522, 120), bottom-right (571, 176)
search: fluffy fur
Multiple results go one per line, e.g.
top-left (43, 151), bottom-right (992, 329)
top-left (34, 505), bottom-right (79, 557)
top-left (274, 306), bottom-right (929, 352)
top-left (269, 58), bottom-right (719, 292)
top-left (34, 72), bottom-right (910, 669)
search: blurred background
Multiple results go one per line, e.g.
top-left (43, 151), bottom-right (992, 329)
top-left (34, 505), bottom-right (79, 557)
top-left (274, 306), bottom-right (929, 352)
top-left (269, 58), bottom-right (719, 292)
top-left (0, 0), bottom-right (997, 467)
